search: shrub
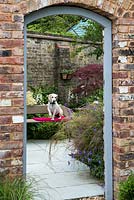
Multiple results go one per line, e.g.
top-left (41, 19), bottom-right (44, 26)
top-left (27, 85), bottom-right (60, 139)
top-left (69, 64), bottom-right (103, 107)
top-left (73, 64), bottom-right (103, 95)
top-left (69, 88), bottom-right (103, 109)
top-left (27, 115), bottom-right (60, 139)
top-left (118, 172), bottom-right (134, 200)
top-left (53, 103), bottom-right (104, 180)
top-left (0, 176), bottom-right (37, 200)
top-left (29, 85), bottom-right (58, 105)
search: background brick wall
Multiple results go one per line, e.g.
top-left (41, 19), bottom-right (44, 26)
top-left (27, 32), bottom-right (101, 102)
top-left (0, 0), bottom-right (134, 199)
top-left (27, 32), bottom-right (101, 87)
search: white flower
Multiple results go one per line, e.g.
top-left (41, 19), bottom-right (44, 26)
top-left (93, 100), bottom-right (99, 104)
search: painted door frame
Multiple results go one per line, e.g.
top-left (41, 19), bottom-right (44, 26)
top-left (24, 5), bottom-right (112, 200)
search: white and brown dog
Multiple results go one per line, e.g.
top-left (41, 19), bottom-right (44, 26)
top-left (47, 93), bottom-right (63, 120)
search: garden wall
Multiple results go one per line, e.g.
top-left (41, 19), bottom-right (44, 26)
top-left (0, 0), bottom-right (134, 199)
top-left (27, 32), bottom-right (102, 103)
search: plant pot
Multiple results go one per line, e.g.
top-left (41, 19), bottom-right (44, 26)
top-left (61, 73), bottom-right (68, 80)
top-left (67, 74), bottom-right (72, 79)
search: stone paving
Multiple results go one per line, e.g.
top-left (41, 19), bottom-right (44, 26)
top-left (27, 140), bottom-right (104, 200)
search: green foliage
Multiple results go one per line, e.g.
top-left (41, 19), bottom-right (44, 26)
top-left (29, 85), bottom-right (58, 105)
top-left (61, 69), bottom-right (75, 74)
top-left (27, 15), bottom-right (82, 38)
top-left (27, 15), bottom-right (103, 59)
top-left (27, 85), bottom-right (60, 139)
top-left (69, 88), bottom-right (103, 109)
top-left (118, 172), bottom-right (134, 200)
top-left (0, 176), bottom-right (37, 200)
top-left (83, 88), bottom-right (103, 103)
top-left (27, 114), bottom-right (60, 139)
top-left (71, 19), bottom-right (103, 59)
top-left (82, 20), bottom-right (103, 43)
top-left (81, 19), bottom-right (103, 59)
top-left (53, 103), bottom-right (104, 180)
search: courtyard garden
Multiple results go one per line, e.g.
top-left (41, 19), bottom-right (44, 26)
top-left (26, 62), bottom-right (104, 179)
top-left (27, 15), bottom-right (104, 199)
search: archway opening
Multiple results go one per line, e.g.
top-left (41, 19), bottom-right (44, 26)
top-left (24, 6), bottom-right (112, 200)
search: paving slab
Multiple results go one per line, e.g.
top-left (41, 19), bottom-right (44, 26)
top-left (27, 140), bottom-right (104, 200)
top-left (57, 184), bottom-right (104, 200)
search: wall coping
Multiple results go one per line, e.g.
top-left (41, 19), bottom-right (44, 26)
top-left (27, 31), bottom-right (102, 45)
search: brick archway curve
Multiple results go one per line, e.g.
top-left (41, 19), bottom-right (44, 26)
top-left (24, 5), bottom-right (112, 200)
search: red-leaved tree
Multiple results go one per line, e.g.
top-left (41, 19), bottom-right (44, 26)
top-left (72, 64), bottom-right (103, 98)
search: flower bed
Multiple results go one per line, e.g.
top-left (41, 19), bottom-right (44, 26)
top-left (53, 102), bottom-right (104, 180)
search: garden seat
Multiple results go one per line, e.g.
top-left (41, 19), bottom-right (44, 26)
top-left (27, 105), bottom-right (72, 123)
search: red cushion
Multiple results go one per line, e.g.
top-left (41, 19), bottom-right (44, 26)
top-left (33, 116), bottom-right (65, 122)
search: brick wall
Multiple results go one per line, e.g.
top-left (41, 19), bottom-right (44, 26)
top-left (27, 32), bottom-right (101, 87)
top-left (0, 0), bottom-right (134, 199)
top-left (27, 32), bottom-right (101, 102)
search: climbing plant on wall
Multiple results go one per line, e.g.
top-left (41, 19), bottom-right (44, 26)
top-left (27, 15), bottom-right (103, 59)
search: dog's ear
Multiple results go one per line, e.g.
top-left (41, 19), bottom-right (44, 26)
top-left (47, 94), bottom-right (51, 101)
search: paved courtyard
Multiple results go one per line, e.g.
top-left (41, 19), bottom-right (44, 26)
top-left (27, 140), bottom-right (104, 200)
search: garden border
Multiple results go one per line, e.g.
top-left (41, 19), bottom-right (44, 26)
top-left (24, 6), bottom-right (112, 200)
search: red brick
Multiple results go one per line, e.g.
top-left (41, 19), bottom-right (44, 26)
top-left (9, 166), bottom-right (23, 175)
top-left (116, 7), bottom-right (124, 17)
top-left (0, 116), bottom-right (12, 124)
top-left (0, 82), bottom-right (23, 91)
top-left (0, 66), bottom-right (24, 74)
top-left (0, 57), bottom-right (23, 65)
top-left (1, 22), bottom-right (23, 31)
top-left (0, 133), bottom-right (10, 141)
top-left (11, 132), bottom-right (23, 141)
top-left (0, 39), bottom-right (24, 48)
top-left (0, 91), bottom-right (23, 98)
top-left (12, 83), bottom-right (23, 91)
top-left (0, 107), bottom-right (23, 115)
top-left (0, 0), bottom-right (12, 3)
top-left (0, 5), bottom-right (19, 13)
top-left (120, 108), bottom-right (134, 116)
top-left (11, 149), bottom-right (23, 157)
top-left (123, 12), bottom-right (131, 18)
top-left (12, 99), bottom-right (24, 107)
top-left (113, 130), bottom-right (129, 138)
top-left (0, 74), bottom-right (24, 83)
top-left (0, 31), bottom-right (12, 39)
top-left (129, 161), bottom-right (134, 167)
top-left (117, 18), bottom-right (134, 25)
top-left (0, 124), bottom-right (23, 133)
top-left (12, 14), bottom-right (24, 22)
top-left (0, 141), bottom-right (23, 150)
top-left (120, 153), bottom-right (134, 161)
top-left (118, 25), bottom-right (129, 33)
top-left (0, 83), bottom-right (11, 91)
top-left (113, 144), bottom-right (130, 154)
top-left (113, 72), bottom-right (128, 79)
top-left (0, 150), bottom-right (11, 159)
top-left (0, 14), bottom-right (12, 21)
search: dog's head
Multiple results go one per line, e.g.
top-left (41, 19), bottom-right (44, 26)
top-left (47, 93), bottom-right (58, 104)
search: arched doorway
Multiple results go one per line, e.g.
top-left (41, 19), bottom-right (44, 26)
top-left (24, 5), bottom-right (112, 200)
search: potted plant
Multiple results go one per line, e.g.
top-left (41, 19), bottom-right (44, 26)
top-left (60, 69), bottom-right (75, 80)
